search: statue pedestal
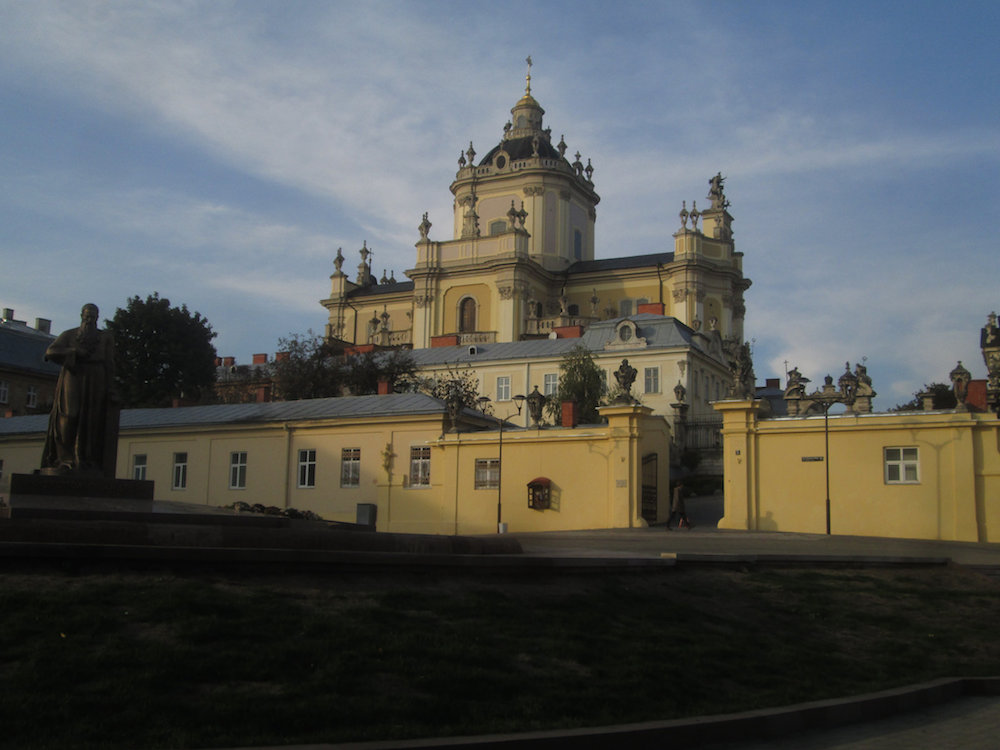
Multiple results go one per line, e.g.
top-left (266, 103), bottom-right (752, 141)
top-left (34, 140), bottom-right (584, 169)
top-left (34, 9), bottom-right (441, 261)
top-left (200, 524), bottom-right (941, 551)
top-left (6, 473), bottom-right (155, 519)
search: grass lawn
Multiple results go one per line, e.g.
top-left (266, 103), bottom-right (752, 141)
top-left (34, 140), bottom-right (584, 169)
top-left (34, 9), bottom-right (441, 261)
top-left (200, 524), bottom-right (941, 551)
top-left (1, 562), bottom-right (999, 749)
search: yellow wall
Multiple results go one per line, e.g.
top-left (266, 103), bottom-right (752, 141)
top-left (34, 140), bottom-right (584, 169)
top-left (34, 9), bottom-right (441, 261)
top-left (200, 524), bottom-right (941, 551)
top-left (0, 435), bottom-right (44, 501)
top-left (716, 400), bottom-right (1000, 542)
top-left (433, 406), bottom-right (671, 535)
top-left (2, 405), bottom-right (671, 535)
top-left (442, 282), bottom-right (493, 335)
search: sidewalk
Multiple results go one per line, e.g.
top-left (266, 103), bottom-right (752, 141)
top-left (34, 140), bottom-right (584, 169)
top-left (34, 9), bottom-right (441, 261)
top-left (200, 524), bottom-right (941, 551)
top-left (513, 494), bottom-right (1000, 568)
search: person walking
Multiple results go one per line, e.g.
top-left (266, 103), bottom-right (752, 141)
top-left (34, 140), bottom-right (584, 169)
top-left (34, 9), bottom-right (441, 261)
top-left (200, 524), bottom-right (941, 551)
top-left (668, 481), bottom-right (692, 529)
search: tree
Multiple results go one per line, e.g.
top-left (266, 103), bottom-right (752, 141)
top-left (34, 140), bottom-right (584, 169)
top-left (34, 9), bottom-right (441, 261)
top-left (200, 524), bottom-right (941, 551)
top-left (272, 332), bottom-right (343, 401)
top-left (399, 363), bottom-right (482, 410)
top-left (545, 345), bottom-right (605, 424)
top-left (342, 349), bottom-right (417, 396)
top-left (892, 382), bottom-right (957, 412)
top-left (272, 332), bottom-right (418, 400)
top-left (107, 293), bottom-right (218, 408)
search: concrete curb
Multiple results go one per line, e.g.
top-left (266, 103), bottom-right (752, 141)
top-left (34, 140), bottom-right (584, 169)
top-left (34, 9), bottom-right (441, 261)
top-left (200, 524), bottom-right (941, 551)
top-left (211, 677), bottom-right (1000, 749)
top-left (665, 551), bottom-right (953, 567)
top-left (0, 540), bottom-right (678, 572)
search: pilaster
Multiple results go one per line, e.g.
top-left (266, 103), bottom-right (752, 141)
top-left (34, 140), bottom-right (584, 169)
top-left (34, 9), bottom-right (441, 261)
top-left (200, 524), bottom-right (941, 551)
top-left (599, 403), bottom-right (655, 528)
top-left (713, 399), bottom-right (760, 530)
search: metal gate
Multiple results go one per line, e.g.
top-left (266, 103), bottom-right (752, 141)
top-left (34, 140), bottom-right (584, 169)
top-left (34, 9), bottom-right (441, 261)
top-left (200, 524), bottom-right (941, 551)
top-left (641, 453), bottom-right (658, 523)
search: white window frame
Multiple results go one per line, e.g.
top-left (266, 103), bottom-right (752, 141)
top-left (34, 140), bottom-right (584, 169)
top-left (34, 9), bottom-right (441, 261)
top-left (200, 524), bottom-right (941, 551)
top-left (884, 447), bottom-right (920, 484)
top-left (474, 458), bottom-right (500, 490)
top-left (229, 451), bottom-right (247, 490)
top-left (26, 385), bottom-right (38, 408)
top-left (644, 366), bottom-right (660, 394)
top-left (496, 376), bottom-right (511, 402)
top-left (172, 452), bottom-right (188, 490)
top-left (409, 446), bottom-right (431, 487)
top-left (341, 447), bottom-right (361, 488)
top-left (298, 449), bottom-right (316, 488)
top-left (543, 373), bottom-right (558, 397)
top-left (132, 454), bottom-right (147, 481)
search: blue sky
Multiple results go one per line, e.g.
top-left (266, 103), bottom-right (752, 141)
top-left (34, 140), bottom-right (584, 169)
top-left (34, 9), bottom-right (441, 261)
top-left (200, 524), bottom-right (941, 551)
top-left (2, 0), bottom-right (997, 409)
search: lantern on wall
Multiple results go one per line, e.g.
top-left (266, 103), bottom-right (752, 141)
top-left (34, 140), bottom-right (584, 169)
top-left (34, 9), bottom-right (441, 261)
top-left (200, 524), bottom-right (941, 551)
top-left (527, 477), bottom-right (551, 510)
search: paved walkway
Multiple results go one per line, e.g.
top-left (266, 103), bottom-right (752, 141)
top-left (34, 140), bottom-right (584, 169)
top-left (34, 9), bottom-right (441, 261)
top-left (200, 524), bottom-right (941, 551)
top-left (512, 495), bottom-right (1000, 568)
top-left (705, 695), bottom-right (1000, 749)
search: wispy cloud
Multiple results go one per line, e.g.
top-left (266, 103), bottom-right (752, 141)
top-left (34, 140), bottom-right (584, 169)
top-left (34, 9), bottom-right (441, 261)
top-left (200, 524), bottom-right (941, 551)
top-left (2, 0), bottom-right (996, 395)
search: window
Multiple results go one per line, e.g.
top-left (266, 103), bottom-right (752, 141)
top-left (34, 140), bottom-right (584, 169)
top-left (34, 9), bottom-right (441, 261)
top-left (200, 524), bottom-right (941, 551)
top-left (172, 452), bottom-right (188, 490)
top-left (229, 451), bottom-right (247, 489)
top-left (0, 380), bottom-right (7, 404)
top-left (885, 447), bottom-right (920, 484)
top-left (543, 373), bottom-right (558, 397)
top-left (26, 386), bottom-right (38, 408)
top-left (573, 230), bottom-right (582, 260)
top-left (0, 458), bottom-right (4, 483)
top-left (489, 219), bottom-right (507, 235)
top-left (409, 446), bottom-right (431, 487)
top-left (475, 458), bottom-right (500, 489)
top-left (600, 370), bottom-right (609, 395)
top-left (459, 297), bottom-right (476, 333)
top-left (132, 454), bottom-right (147, 481)
top-left (644, 367), bottom-right (660, 394)
top-left (496, 376), bottom-right (511, 401)
top-left (298, 449), bottom-right (316, 488)
top-left (341, 448), bottom-right (360, 488)
top-left (619, 299), bottom-right (633, 317)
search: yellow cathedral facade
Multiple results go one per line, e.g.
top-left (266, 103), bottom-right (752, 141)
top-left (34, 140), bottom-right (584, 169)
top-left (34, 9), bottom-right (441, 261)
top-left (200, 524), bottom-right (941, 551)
top-left (320, 70), bottom-right (751, 435)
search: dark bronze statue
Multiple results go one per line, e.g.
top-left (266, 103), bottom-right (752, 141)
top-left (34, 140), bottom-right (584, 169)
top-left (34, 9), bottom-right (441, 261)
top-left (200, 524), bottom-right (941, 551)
top-left (41, 303), bottom-right (120, 477)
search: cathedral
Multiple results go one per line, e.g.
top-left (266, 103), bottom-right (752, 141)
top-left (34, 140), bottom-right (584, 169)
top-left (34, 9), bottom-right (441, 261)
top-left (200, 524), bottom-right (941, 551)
top-left (320, 68), bottom-right (751, 436)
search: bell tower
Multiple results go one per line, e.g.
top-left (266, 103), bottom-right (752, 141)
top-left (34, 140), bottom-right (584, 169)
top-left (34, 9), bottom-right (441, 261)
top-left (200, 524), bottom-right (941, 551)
top-left (446, 58), bottom-right (600, 271)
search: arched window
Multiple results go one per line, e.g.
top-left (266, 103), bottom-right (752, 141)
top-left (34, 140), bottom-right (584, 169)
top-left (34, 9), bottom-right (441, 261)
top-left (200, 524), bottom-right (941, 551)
top-left (459, 298), bottom-right (477, 333)
top-left (489, 219), bottom-right (507, 236)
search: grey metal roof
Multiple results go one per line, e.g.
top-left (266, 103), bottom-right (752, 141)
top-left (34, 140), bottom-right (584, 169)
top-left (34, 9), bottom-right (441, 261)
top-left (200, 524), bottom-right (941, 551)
top-left (408, 315), bottom-right (698, 367)
top-left (0, 325), bottom-right (60, 378)
top-left (347, 281), bottom-right (415, 298)
top-left (0, 414), bottom-right (48, 436)
top-left (0, 393), bottom-right (463, 437)
top-left (567, 251), bottom-right (675, 274)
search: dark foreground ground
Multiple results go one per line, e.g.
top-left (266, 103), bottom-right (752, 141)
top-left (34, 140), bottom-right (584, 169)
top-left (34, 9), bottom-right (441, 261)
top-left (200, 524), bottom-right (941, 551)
top-left (2, 559), bottom-right (999, 750)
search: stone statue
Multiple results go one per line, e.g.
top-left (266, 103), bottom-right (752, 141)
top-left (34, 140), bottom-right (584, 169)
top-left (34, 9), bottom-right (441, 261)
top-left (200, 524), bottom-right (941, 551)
top-left (41, 303), bottom-right (119, 477)
top-left (614, 358), bottom-right (638, 401)
top-left (785, 366), bottom-right (808, 399)
top-left (950, 361), bottom-right (971, 409)
top-left (982, 312), bottom-right (999, 349)
top-left (708, 172), bottom-right (728, 209)
top-left (724, 339), bottom-right (755, 399)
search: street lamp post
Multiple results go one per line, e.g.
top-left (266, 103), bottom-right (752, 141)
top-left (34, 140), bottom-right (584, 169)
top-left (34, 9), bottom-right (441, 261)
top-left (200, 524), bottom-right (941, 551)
top-left (478, 393), bottom-right (525, 533)
top-left (810, 366), bottom-right (857, 536)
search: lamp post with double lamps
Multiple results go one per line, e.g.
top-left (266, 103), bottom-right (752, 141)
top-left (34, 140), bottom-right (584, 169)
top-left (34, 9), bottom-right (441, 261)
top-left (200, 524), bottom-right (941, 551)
top-left (809, 365), bottom-right (858, 536)
top-left (477, 393), bottom-right (525, 533)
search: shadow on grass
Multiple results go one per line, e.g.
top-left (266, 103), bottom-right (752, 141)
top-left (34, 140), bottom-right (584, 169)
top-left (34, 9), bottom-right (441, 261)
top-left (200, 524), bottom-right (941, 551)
top-left (1, 565), bottom-right (999, 749)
